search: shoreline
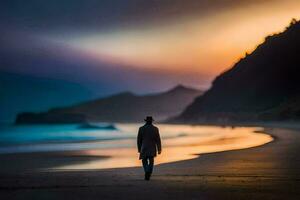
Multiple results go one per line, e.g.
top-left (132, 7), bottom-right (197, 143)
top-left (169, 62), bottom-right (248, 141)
top-left (0, 124), bottom-right (299, 199)
top-left (0, 126), bottom-right (272, 172)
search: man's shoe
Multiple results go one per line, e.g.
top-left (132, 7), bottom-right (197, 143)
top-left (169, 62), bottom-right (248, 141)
top-left (145, 172), bottom-right (150, 181)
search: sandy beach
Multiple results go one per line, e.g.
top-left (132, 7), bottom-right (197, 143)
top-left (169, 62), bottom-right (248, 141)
top-left (0, 125), bottom-right (300, 200)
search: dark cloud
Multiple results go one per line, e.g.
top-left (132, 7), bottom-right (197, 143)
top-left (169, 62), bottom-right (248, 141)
top-left (0, 0), bottom-right (276, 32)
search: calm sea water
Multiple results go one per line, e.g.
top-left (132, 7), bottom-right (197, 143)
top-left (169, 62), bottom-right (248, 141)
top-left (0, 123), bottom-right (138, 153)
top-left (0, 123), bottom-right (273, 169)
top-left (0, 123), bottom-right (271, 153)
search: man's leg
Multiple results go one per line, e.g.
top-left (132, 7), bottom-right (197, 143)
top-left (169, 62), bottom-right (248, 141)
top-left (142, 158), bottom-right (148, 173)
top-left (142, 157), bottom-right (152, 180)
top-left (148, 157), bottom-right (154, 175)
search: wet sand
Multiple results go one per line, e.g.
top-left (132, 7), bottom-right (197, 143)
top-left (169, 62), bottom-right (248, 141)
top-left (0, 126), bottom-right (300, 199)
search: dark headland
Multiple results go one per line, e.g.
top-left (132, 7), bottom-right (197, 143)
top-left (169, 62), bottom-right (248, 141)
top-left (170, 19), bottom-right (300, 124)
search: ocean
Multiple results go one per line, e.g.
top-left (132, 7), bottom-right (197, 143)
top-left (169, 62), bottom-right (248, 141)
top-left (0, 123), bottom-right (273, 169)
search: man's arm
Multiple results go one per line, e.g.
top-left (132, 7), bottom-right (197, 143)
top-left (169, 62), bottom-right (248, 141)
top-left (156, 128), bottom-right (162, 154)
top-left (137, 127), bottom-right (143, 153)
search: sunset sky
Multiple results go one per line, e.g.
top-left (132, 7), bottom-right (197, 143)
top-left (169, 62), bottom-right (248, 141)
top-left (1, 0), bottom-right (300, 120)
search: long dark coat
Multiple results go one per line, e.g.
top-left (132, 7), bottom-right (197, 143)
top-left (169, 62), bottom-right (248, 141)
top-left (137, 124), bottom-right (162, 160)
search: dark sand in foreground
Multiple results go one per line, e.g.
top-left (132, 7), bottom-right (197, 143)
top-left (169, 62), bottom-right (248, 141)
top-left (0, 126), bottom-right (300, 199)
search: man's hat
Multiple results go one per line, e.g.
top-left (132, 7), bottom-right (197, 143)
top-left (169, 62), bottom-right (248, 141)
top-left (144, 116), bottom-right (154, 122)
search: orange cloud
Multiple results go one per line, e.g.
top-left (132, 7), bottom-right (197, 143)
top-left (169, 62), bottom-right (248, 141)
top-left (64, 0), bottom-right (300, 78)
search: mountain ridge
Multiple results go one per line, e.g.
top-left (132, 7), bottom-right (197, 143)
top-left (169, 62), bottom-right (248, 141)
top-left (16, 85), bottom-right (203, 124)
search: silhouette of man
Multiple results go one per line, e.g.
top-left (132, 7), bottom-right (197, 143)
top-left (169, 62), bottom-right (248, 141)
top-left (137, 116), bottom-right (162, 181)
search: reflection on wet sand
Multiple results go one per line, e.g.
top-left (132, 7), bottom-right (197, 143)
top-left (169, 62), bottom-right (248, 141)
top-left (54, 126), bottom-right (273, 170)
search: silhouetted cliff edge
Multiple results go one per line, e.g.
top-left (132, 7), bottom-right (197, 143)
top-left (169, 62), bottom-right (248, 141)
top-left (171, 19), bottom-right (300, 123)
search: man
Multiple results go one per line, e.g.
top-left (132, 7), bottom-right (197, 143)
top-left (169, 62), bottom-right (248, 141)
top-left (137, 116), bottom-right (162, 181)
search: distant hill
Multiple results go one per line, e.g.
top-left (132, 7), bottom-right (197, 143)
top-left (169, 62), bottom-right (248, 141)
top-left (172, 19), bottom-right (300, 123)
top-left (16, 85), bottom-right (203, 124)
top-left (0, 71), bottom-right (92, 122)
